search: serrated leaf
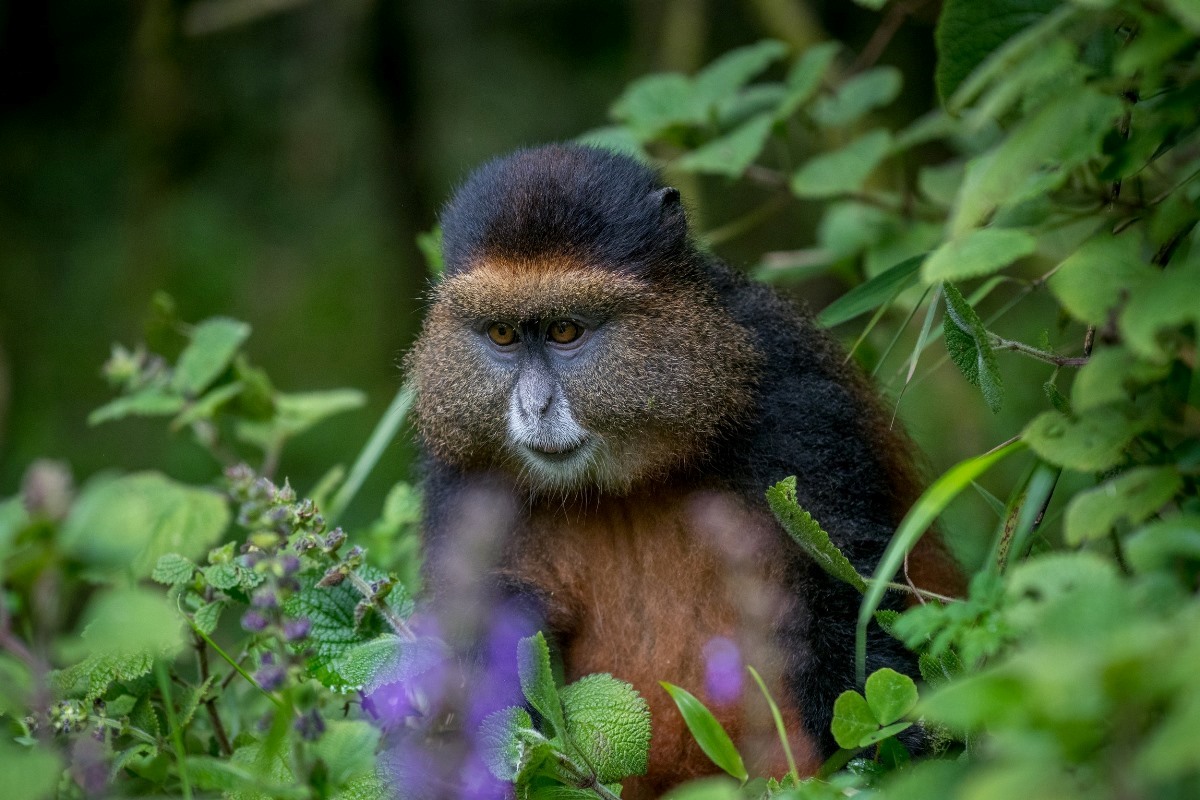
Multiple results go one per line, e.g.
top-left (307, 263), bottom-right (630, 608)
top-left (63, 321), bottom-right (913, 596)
top-left (172, 317), bottom-right (251, 395)
top-left (921, 228), bottom-right (1036, 283)
top-left (334, 772), bottom-right (390, 800)
top-left (693, 40), bottom-right (788, 107)
top-left (175, 674), bottom-right (217, 728)
top-left (53, 650), bottom-right (156, 702)
top-left (767, 477), bottom-right (867, 591)
top-left (818, 254), bottom-right (923, 328)
top-left (560, 673), bottom-right (651, 783)
top-left (777, 42), bottom-right (841, 119)
top-left (661, 682), bottom-right (747, 782)
top-left (334, 636), bottom-right (405, 692)
top-left (1023, 405), bottom-right (1148, 472)
top-left (517, 632), bottom-right (566, 740)
top-left (151, 553), bottom-right (197, 586)
top-left (864, 668), bottom-right (919, 726)
top-left (1048, 234), bottom-right (1155, 326)
top-left (192, 600), bottom-right (224, 635)
top-left (61, 472), bottom-right (230, 579)
top-left (204, 562), bottom-right (242, 590)
top-left (480, 706), bottom-right (536, 781)
top-left (1064, 467), bottom-right (1182, 545)
top-left (791, 130), bottom-right (892, 198)
top-left (811, 67), bottom-right (902, 127)
top-left (943, 283), bottom-right (1004, 413)
top-left (831, 690), bottom-right (878, 749)
top-left (676, 113), bottom-right (774, 178)
top-left (89, 386), bottom-right (185, 426)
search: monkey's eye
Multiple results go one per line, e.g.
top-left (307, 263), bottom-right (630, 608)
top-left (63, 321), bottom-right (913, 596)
top-left (548, 319), bottom-right (581, 345)
top-left (487, 322), bottom-right (518, 346)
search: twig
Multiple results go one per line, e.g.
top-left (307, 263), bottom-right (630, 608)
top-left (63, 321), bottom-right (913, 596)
top-left (853, 0), bottom-right (928, 73)
top-left (194, 632), bottom-right (234, 756)
top-left (989, 335), bottom-right (1089, 367)
top-left (345, 571), bottom-right (416, 640)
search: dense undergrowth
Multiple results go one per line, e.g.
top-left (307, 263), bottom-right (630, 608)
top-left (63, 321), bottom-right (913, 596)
top-left (2, 0), bottom-right (1199, 798)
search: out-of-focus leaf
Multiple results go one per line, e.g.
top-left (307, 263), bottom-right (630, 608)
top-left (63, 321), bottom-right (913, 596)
top-left (1023, 406), bottom-right (1148, 472)
top-left (172, 317), bottom-right (251, 395)
top-left (811, 67), bottom-right (902, 128)
top-left (1048, 234), bottom-right (1155, 326)
top-left (819, 254), bottom-right (923, 328)
top-left (1071, 346), bottom-right (1170, 412)
top-left (693, 40), bottom-right (789, 107)
top-left (675, 113), bottom-right (774, 177)
top-left (0, 739), bottom-right (63, 800)
top-left (791, 131), bottom-right (892, 198)
top-left (89, 386), bottom-right (185, 426)
top-left (777, 42), bottom-right (841, 119)
top-left (1064, 467), bottom-right (1182, 545)
top-left (480, 706), bottom-right (536, 781)
top-left (1126, 516), bottom-right (1200, 574)
top-left (1120, 258), bottom-right (1200, 359)
top-left (921, 228), bottom-right (1036, 283)
top-left (237, 389), bottom-right (366, 449)
top-left (518, 632), bottom-right (566, 740)
top-left (934, 0), bottom-right (1061, 103)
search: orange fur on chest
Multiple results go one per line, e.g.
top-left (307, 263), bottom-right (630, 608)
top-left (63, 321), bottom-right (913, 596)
top-left (501, 488), bottom-right (820, 797)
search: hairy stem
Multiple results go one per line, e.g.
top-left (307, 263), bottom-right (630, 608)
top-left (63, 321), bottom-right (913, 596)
top-left (345, 570), bottom-right (416, 640)
top-left (194, 632), bottom-right (233, 756)
top-left (989, 335), bottom-right (1089, 367)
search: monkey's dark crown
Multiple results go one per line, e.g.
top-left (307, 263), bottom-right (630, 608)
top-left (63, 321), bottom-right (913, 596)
top-left (439, 144), bottom-right (692, 278)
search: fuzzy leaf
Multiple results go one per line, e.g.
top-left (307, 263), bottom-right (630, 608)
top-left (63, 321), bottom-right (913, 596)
top-left (61, 472), bottom-right (230, 579)
top-left (518, 632), bottom-right (567, 739)
top-left (1023, 406), bottom-right (1148, 472)
top-left (1120, 258), bottom-right (1200, 360)
top-left (480, 706), bottom-right (536, 781)
top-left (1064, 467), bottom-right (1183, 545)
top-left (790, 130), bottom-right (892, 198)
top-left (921, 228), bottom-right (1036, 283)
top-left (1126, 516), bottom-right (1200, 574)
top-left (334, 636), bottom-right (407, 692)
top-left (53, 650), bottom-right (156, 702)
top-left (316, 720), bottom-right (381, 790)
top-left (172, 317), bottom-right (251, 395)
top-left (1048, 234), bottom-right (1155, 326)
top-left (560, 673), bottom-right (651, 783)
top-left (942, 283), bottom-right (1004, 413)
top-left (1071, 347), bottom-right (1170, 412)
top-left (676, 113), bottom-right (774, 178)
top-left (831, 690), bottom-right (878, 749)
top-left (767, 477), bottom-right (867, 592)
top-left (661, 682), bottom-right (747, 782)
top-left (864, 668), bottom-right (919, 726)
top-left (777, 42), bottom-right (841, 119)
top-left (193, 600), bottom-right (225, 635)
top-left (151, 553), bottom-right (198, 586)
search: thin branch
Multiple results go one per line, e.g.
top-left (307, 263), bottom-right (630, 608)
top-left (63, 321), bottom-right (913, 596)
top-left (194, 633), bottom-right (234, 756)
top-left (345, 571), bottom-right (416, 640)
top-left (989, 335), bottom-right (1089, 367)
top-left (853, 0), bottom-right (929, 73)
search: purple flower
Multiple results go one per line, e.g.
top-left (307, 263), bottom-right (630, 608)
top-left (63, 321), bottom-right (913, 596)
top-left (703, 636), bottom-right (743, 706)
top-left (283, 617), bottom-right (312, 641)
top-left (254, 663), bottom-right (286, 692)
top-left (240, 610), bottom-right (269, 632)
top-left (294, 709), bottom-right (325, 741)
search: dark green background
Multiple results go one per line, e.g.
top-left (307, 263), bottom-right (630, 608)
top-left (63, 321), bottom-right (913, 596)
top-left (0, 0), bottom-right (957, 526)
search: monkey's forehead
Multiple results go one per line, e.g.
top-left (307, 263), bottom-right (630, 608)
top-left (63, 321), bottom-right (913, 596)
top-left (432, 260), bottom-right (660, 321)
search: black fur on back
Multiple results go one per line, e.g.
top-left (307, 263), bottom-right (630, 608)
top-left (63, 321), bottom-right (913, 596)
top-left (439, 145), bottom-right (694, 279)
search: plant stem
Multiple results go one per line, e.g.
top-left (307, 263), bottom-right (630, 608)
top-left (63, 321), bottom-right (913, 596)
top-left (989, 334), bottom-right (1089, 367)
top-left (191, 623), bottom-right (285, 709)
top-left (747, 665), bottom-right (799, 784)
top-left (345, 570), bottom-right (416, 640)
top-left (327, 383), bottom-right (415, 526)
top-left (194, 632), bottom-right (233, 756)
top-left (156, 660), bottom-right (193, 800)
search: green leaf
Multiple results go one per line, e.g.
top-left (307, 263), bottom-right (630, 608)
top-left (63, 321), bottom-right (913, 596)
top-left (1164, 0), bottom-right (1200, 32)
top-left (561, 673), bottom-right (652, 783)
top-left (151, 553), bottom-right (198, 586)
top-left (315, 720), bottom-right (381, 790)
top-left (334, 635), bottom-right (407, 692)
top-left (810, 67), bottom-right (902, 128)
top-left (790, 130), bottom-right (892, 199)
top-left (193, 600), bottom-right (225, 635)
top-left (479, 706), bottom-right (536, 781)
top-left (611, 73), bottom-right (703, 140)
top-left (1071, 347), bottom-right (1170, 413)
top-left (415, 225), bottom-right (444, 276)
top-left (818, 254), bottom-right (923, 327)
top-left (766, 477), bottom-right (867, 592)
top-left (777, 42), bottom-right (841, 119)
top-left (675, 113), bottom-right (775, 178)
top-left (661, 682), bottom-right (748, 782)
top-left (576, 126), bottom-right (647, 161)
top-left (831, 690), bottom-right (878, 749)
top-left (1126, 515), bottom-right (1200, 574)
top-left (934, 0), bottom-right (1060, 103)
top-left (1023, 405), bottom-right (1148, 472)
top-left (921, 228), bottom-right (1036, 283)
top-left (1063, 466), bottom-right (1183, 545)
top-left (863, 668), bottom-right (919, 726)
top-left (693, 40), bottom-right (788, 108)
top-left (172, 381), bottom-right (245, 429)
top-left (89, 385), bottom-right (185, 426)
top-left (857, 721), bottom-right (913, 746)
top-left (172, 317), bottom-right (251, 395)
top-left (950, 89), bottom-right (1123, 235)
top-left (0, 738), bottom-right (63, 800)
top-left (942, 283), bottom-right (1004, 413)
top-left (518, 632), bottom-right (567, 740)
top-left (60, 472), bottom-right (230, 579)
top-left (237, 389), bottom-right (367, 449)
top-left (660, 777), bottom-right (743, 800)
top-left (1048, 234), bottom-right (1155, 326)
top-left (1120, 257), bottom-right (1200, 360)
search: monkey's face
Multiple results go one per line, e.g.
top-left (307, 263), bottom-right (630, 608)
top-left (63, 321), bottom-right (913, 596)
top-left (407, 260), bottom-right (760, 495)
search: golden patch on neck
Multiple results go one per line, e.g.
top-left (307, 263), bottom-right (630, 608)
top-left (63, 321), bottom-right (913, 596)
top-left (436, 260), bottom-right (654, 322)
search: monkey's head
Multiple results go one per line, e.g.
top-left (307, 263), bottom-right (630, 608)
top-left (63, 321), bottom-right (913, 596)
top-left (407, 145), bottom-right (761, 495)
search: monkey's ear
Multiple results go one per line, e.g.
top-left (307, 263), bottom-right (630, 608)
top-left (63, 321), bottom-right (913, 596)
top-left (653, 186), bottom-right (681, 208)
